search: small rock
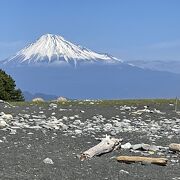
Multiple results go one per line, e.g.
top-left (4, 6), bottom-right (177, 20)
top-left (121, 142), bottom-right (132, 149)
top-left (142, 144), bottom-right (151, 151)
top-left (69, 116), bottom-right (75, 120)
top-left (104, 123), bottom-right (113, 131)
top-left (148, 145), bottom-right (159, 151)
top-left (62, 116), bottom-right (68, 121)
top-left (73, 120), bottom-right (81, 125)
top-left (119, 169), bottom-right (129, 174)
top-left (74, 129), bottom-right (82, 134)
top-left (43, 158), bottom-right (54, 164)
top-left (49, 103), bottom-right (57, 109)
top-left (1, 113), bottom-right (13, 121)
top-left (171, 159), bottom-right (179, 163)
top-left (0, 119), bottom-right (7, 128)
top-left (132, 144), bottom-right (143, 150)
top-left (9, 129), bottom-right (16, 135)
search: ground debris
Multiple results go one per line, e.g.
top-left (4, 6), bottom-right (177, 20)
top-left (116, 155), bottom-right (168, 166)
top-left (80, 135), bottom-right (122, 161)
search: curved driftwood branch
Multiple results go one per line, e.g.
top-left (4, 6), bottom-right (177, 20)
top-left (80, 135), bottom-right (122, 161)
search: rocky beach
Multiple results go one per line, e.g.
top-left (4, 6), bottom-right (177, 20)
top-left (0, 100), bottom-right (180, 180)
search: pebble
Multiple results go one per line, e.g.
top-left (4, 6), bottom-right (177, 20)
top-left (74, 129), bottom-right (82, 134)
top-left (0, 119), bottom-right (7, 128)
top-left (121, 142), bottom-right (132, 149)
top-left (43, 158), bottom-right (54, 164)
top-left (119, 169), bottom-right (129, 174)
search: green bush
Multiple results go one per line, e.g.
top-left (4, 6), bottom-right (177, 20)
top-left (0, 69), bottom-right (24, 101)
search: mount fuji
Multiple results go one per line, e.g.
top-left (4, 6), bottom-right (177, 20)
top-left (1, 34), bottom-right (180, 99)
top-left (2, 34), bottom-right (121, 67)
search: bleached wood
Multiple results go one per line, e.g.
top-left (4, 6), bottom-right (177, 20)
top-left (116, 156), bottom-right (168, 166)
top-left (80, 135), bottom-right (122, 161)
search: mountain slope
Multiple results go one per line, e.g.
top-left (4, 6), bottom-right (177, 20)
top-left (3, 34), bottom-right (121, 66)
top-left (3, 64), bottom-right (180, 99)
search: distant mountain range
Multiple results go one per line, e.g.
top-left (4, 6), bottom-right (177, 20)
top-left (127, 60), bottom-right (180, 74)
top-left (1, 33), bottom-right (180, 99)
top-left (3, 63), bottom-right (180, 99)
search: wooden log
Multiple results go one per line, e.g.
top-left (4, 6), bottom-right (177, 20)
top-left (169, 143), bottom-right (180, 152)
top-left (80, 135), bottom-right (122, 161)
top-left (116, 156), bottom-right (168, 166)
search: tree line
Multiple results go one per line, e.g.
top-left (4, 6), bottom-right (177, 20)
top-left (0, 69), bottom-right (24, 101)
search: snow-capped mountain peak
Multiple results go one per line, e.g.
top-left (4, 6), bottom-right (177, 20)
top-left (4, 33), bottom-right (122, 66)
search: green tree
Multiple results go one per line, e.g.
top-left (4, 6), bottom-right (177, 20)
top-left (0, 69), bottom-right (24, 101)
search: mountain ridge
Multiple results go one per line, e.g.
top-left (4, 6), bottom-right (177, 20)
top-left (127, 60), bottom-right (180, 74)
top-left (2, 34), bottom-right (121, 67)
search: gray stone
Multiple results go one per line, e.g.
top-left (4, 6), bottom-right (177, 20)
top-left (132, 144), bottom-right (143, 150)
top-left (74, 129), bottom-right (82, 134)
top-left (121, 142), bottom-right (132, 149)
top-left (43, 158), bottom-right (54, 164)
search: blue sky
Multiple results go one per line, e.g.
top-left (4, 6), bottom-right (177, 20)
top-left (0, 0), bottom-right (180, 61)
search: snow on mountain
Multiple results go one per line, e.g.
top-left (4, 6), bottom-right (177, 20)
top-left (3, 34), bottom-right (121, 66)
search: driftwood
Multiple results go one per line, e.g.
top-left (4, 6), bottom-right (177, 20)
top-left (169, 143), bottom-right (180, 152)
top-left (116, 156), bottom-right (168, 166)
top-left (80, 135), bottom-right (122, 161)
